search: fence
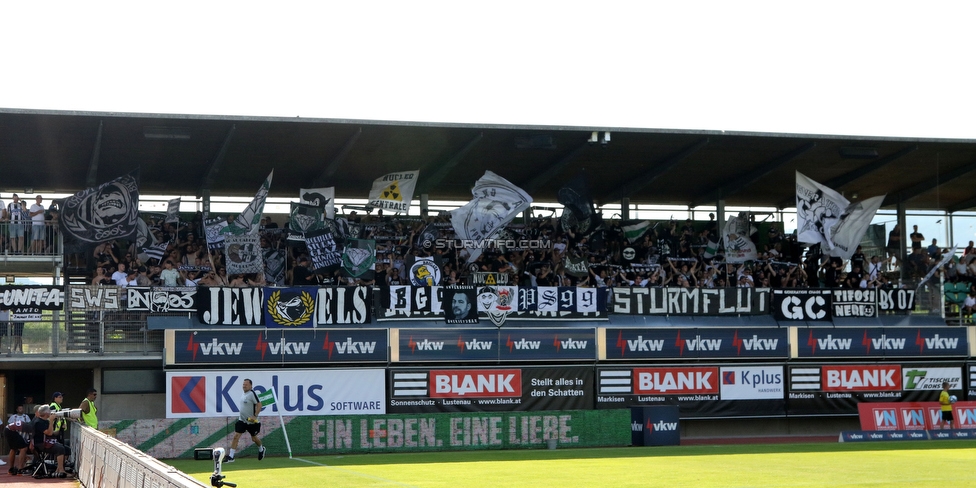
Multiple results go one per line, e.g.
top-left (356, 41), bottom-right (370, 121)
top-left (0, 220), bottom-right (61, 256)
top-left (72, 423), bottom-right (205, 488)
top-left (0, 313), bottom-right (163, 356)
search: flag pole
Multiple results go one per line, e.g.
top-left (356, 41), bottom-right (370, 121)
top-left (271, 388), bottom-right (293, 458)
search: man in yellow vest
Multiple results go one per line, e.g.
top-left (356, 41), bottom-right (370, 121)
top-left (49, 392), bottom-right (67, 442)
top-left (79, 389), bottom-right (98, 429)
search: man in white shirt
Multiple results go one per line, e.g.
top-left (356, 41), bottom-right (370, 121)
top-left (6, 194), bottom-right (26, 254)
top-left (28, 195), bottom-right (45, 254)
top-left (111, 263), bottom-right (129, 287)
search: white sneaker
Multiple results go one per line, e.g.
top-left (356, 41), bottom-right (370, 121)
top-left (225, 455), bottom-right (234, 463)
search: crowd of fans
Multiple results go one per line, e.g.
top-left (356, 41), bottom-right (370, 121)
top-left (66, 210), bottom-right (976, 301)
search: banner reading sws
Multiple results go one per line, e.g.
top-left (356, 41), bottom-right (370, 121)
top-left (166, 368), bottom-right (385, 418)
top-left (387, 366), bottom-right (593, 413)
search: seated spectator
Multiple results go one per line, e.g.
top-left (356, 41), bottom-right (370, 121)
top-left (32, 405), bottom-right (69, 478)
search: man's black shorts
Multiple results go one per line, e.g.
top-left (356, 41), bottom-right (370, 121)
top-left (3, 428), bottom-right (28, 450)
top-left (41, 441), bottom-right (66, 457)
top-left (942, 410), bottom-right (954, 422)
top-left (235, 420), bottom-right (261, 436)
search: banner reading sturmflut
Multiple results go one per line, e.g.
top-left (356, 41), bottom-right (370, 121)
top-left (368, 170), bottom-right (419, 213)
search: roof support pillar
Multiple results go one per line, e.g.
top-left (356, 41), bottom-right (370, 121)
top-left (896, 202), bottom-right (907, 280)
top-left (86, 121), bottom-right (104, 187)
top-left (716, 199), bottom-right (726, 238)
top-left (621, 197), bottom-right (630, 221)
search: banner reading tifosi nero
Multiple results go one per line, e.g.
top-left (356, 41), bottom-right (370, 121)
top-left (0, 286), bottom-right (65, 311)
top-left (171, 329), bottom-right (388, 365)
top-left (595, 365), bottom-right (786, 418)
top-left (388, 366), bottom-right (593, 413)
top-left (611, 287), bottom-right (769, 315)
top-left (604, 328), bottom-right (788, 360)
top-left (795, 327), bottom-right (967, 358)
top-left (166, 368), bottom-right (385, 418)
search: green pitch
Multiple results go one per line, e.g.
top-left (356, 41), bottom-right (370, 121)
top-left (167, 441), bottom-right (976, 488)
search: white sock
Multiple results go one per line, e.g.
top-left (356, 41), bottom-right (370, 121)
top-left (259, 445), bottom-right (265, 451)
top-left (229, 449), bottom-right (235, 457)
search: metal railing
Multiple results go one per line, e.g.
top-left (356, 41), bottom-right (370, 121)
top-left (1, 312), bottom-right (163, 356)
top-left (0, 219), bottom-right (62, 256)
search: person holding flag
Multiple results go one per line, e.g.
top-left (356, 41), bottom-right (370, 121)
top-left (227, 379), bottom-right (266, 462)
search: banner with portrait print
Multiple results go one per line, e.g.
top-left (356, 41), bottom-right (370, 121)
top-left (444, 286), bottom-right (478, 324)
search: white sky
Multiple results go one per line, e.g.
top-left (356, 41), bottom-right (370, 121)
top-left (2, 2), bottom-right (975, 139)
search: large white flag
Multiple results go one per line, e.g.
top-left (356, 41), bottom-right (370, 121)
top-left (721, 213), bottom-right (757, 263)
top-left (451, 171), bottom-right (533, 263)
top-left (796, 171), bottom-right (849, 249)
top-left (222, 170), bottom-right (273, 236)
top-left (827, 196), bottom-right (886, 260)
top-left (368, 170), bottom-right (419, 214)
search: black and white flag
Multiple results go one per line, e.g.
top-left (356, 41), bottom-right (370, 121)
top-left (558, 172), bottom-right (599, 236)
top-left (722, 213), bottom-right (758, 263)
top-left (305, 227), bottom-right (343, 273)
top-left (165, 198), bottom-right (181, 224)
top-left (264, 248), bottom-right (286, 286)
top-left (797, 171), bottom-right (885, 260)
top-left (143, 241), bottom-right (169, 263)
top-left (224, 234), bottom-right (263, 275)
top-left (450, 171), bottom-right (532, 263)
top-left (300, 187), bottom-right (335, 219)
top-left (60, 173), bottom-right (140, 246)
top-left (204, 216), bottom-right (228, 250)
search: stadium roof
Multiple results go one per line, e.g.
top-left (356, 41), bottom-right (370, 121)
top-left (3, 108), bottom-right (976, 212)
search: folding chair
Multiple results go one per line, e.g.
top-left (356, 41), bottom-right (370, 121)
top-left (27, 442), bottom-right (55, 479)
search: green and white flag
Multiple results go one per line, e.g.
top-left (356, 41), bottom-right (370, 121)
top-left (342, 239), bottom-right (376, 279)
top-left (222, 170), bottom-right (274, 236)
top-left (257, 389), bottom-right (276, 407)
top-left (622, 221), bottom-right (652, 243)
